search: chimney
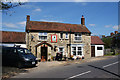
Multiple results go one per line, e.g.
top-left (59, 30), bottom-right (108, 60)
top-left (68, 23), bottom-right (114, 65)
top-left (110, 32), bottom-right (114, 36)
top-left (81, 15), bottom-right (85, 25)
top-left (27, 15), bottom-right (30, 22)
top-left (115, 31), bottom-right (118, 34)
top-left (102, 35), bottom-right (105, 38)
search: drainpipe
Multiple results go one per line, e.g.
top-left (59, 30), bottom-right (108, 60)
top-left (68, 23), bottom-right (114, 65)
top-left (27, 31), bottom-right (29, 49)
top-left (35, 47), bottom-right (37, 57)
top-left (69, 28), bottom-right (71, 58)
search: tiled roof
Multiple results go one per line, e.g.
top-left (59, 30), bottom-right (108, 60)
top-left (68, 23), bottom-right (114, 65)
top-left (0, 31), bottom-right (26, 43)
top-left (91, 36), bottom-right (105, 45)
top-left (26, 21), bottom-right (91, 33)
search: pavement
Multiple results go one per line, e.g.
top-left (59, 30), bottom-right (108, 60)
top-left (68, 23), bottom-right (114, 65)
top-left (11, 55), bottom-right (119, 79)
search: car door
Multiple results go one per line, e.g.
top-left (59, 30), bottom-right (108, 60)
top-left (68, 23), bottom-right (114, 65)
top-left (10, 48), bottom-right (19, 65)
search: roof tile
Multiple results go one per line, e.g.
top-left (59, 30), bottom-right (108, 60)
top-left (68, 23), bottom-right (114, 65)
top-left (91, 36), bottom-right (105, 45)
top-left (26, 21), bottom-right (91, 33)
top-left (0, 31), bottom-right (26, 43)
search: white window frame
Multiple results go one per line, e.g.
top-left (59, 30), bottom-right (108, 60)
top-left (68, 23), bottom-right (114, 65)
top-left (65, 33), bottom-right (69, 39)
top-left (71, 45), bottom-right (83, 57)
top-left (74, 33), bottom-right (82, 41)
top-left (39, 32), bottom-right (47, 41)
top-left (60, 32), bottom-right (63, 39)
top-left (58, 47), bottom-right (64, 55)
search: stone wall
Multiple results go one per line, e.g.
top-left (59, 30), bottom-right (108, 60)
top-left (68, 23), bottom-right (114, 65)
top-left (26, 32), bottom-right (91, 60)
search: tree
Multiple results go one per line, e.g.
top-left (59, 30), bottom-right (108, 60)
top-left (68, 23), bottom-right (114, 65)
top-left (111, 33), bottom-right (120, 48)
top-left (0, 0), bottom-right (25, 10)
top-left (102, 37), bottom-right (112, 49)
top-left (0, 0), bottom-right (26, 15)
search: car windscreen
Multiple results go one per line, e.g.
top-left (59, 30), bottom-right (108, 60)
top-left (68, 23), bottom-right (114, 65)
top-left (17, 48), bottom-right (32, 55)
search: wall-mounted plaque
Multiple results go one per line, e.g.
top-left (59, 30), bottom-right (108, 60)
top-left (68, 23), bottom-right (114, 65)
top-left (51, 34), bottom-right (57, 43)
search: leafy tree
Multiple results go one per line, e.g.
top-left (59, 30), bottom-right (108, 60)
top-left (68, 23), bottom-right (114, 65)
top-left (111, 33), bottom-right (120, 48)
top-left (1, 1), bottom-right (25, 10)
top-left (102, 37), bottom-right (112, 49)
top-left (0, 0), bottom-right (26, 15)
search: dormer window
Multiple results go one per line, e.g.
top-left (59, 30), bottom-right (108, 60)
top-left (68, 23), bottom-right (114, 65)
top-left (74, 33), bottom-right (82, 41)
top-left (39, 32), bottom-right (47, 40)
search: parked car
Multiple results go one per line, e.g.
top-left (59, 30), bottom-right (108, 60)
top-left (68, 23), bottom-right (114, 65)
top-left (2, 46), bottom-right (38, 68)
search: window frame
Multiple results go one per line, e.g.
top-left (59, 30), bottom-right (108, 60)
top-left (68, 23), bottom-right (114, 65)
top-left (97, 47), bottom-right (103, 50)
top-left (71, 45), bottom-right (83, 57)
top-left (39, 32), bottom-right (47, 41)
top-left (65, 33), bottom-right (69, 39)
top-left (74, 33), bottom-right (82, 41)
top-left (60, 32), bottom-right (63, 39)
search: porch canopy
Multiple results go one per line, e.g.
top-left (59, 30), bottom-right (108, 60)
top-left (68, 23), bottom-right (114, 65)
top-left (35, 41), bottom-right (53, 49)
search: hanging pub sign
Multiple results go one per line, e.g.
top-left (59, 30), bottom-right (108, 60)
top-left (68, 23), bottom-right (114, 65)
top-left (51, 34), bottom-right (57, 43)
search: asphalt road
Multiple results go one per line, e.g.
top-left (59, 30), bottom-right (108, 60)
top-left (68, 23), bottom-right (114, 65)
top-left (12, 55), bottom-right (120, 79)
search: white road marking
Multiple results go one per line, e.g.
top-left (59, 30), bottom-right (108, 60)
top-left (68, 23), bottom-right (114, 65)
top-left (65, 71), bottom-right (91, 80)
top-left (103, 61), bottom-right (119, 68)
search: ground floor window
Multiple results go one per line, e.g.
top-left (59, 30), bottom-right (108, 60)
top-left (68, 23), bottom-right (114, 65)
top-left (59, 47), bottom-right (64, 55)
top-left (71, 45), bottom-right (83, 57)
top-left (97, 47), bottom-right (103, 50)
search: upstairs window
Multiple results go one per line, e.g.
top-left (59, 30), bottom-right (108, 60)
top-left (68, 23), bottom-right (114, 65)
top-left (60, 33), bottom-right (63, 39)
top-left (74, 33), bottom-right (82, 41)
top-left (66, 33), bottom-right (69, 39)
top-left (39, 32), bottom-right (47, 40)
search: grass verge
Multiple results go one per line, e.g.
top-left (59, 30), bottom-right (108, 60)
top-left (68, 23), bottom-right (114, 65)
top-left (2, 66), bottom-right (28, 79)
top-left (104, 53), bottom-right (120, 56)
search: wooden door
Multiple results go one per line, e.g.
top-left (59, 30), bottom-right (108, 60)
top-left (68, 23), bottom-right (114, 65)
top-left (41, 47), bottom-right (47, 61)
top-left (91, 46), bottom-right (95, 57)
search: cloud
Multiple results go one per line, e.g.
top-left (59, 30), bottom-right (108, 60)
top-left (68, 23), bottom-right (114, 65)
top-left (19, 0), bottom-right (28, 2)
top-left (3, 23), bottom-right (17, 28)
top-left (3, 0), bottom-right (28, 2)
top-left (3, 21), bottom-right (26, 29)
top-left (91, 33), bottom-right (98, 36)
top-left (89, 24), bottom-right (96, 27)
top-left (33, 8), bottom-right (42, 12)
top-left (20, 4), bottom-right (35, 9)
top-left (26, 0), bottom-right (119, 2)
top-left (17, 21), bottom-right (26, 26)
top-left (73, 0), bottom-right (87, 2)
top-left (113, 25), bottom-right (118, 30)
top-left (105, 25), bottom-right (112, 28)
top-left (80, 2), bottom-right (87, 6)
top-left (40, 19), bottom-right (63, 22)
top-left (4, 0), bottom-right (119, 2)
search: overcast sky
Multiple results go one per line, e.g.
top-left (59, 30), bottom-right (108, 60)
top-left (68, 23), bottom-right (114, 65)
top-left (2, 2), bottom-right (119, 36)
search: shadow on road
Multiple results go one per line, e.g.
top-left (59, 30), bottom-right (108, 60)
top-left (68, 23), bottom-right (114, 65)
top-left (88, 65), bottom-right (120, 78)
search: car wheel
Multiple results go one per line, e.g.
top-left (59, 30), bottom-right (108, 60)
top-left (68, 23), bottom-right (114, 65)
top-left (17, 62), bottom-right (23, 69)
top-left (33, 64), bottom-right (36, 67)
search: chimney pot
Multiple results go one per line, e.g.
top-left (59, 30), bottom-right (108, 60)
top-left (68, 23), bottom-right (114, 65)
top-left (27, 15), bottom-right (30, 22)
top-left (81, 15), bottom-right (85, 25)
top-left (115, 31), bottom-right (118, 34)
top-left (102, 35), bottom-right (105, 38)
top-left (110, 32), bottom-right (114, 36)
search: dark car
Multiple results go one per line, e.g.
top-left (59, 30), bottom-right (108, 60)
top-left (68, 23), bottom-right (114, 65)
top-left (2, 46), bottom-right (38, 68)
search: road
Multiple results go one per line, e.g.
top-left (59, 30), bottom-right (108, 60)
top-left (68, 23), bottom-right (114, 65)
top-left (12, 55), bottom-right (120, 79)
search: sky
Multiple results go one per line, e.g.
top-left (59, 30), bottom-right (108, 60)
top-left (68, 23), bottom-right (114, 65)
top-left (2, 2), bottom-right (119, 36)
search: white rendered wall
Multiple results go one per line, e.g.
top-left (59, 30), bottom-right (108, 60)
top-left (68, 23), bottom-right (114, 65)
top-left (95, 45), bottom-right (104, 57)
